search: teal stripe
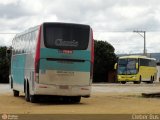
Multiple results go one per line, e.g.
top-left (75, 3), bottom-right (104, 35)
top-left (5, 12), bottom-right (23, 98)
top-left (40, 48), bottom-right (91, 72)
top-left (40, 48), bottom-right (91, 61)
top-left (11, 54), bottom-right (26, 84)
top-left (40, 59), bottom-right (90, 72)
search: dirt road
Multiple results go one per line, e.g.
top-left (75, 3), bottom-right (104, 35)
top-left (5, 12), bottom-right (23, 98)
top-left (0, 83), bottom-right (160, 114)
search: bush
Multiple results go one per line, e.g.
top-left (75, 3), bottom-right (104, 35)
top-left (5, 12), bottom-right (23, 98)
top-left (93, 40), bottom-right (117, 82)
top-left (0, 46), bottom-right (11, 83)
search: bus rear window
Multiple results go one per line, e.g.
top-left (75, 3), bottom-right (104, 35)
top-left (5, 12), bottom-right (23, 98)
top-left (43, 23), bottom-right (90, 50)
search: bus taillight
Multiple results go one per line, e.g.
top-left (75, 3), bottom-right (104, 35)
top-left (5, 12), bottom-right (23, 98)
top-left (34, 25), bottom-right (42, 82)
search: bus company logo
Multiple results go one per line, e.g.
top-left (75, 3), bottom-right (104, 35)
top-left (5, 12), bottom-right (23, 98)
top-left (55, 39), bottom-right (78, 47)
top-left (2, 114), bottom-right (8, 120)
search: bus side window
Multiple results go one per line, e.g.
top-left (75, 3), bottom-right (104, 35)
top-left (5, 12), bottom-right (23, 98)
top-left (25, 34), bottom-right (29, 53)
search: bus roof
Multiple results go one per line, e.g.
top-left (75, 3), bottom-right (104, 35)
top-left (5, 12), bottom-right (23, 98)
top-left (119, 55), bottom-right (156, 60)
top-left (15, 25), bottom-right (39, 38)
top-left (14, 22), bottom-right (91, 38)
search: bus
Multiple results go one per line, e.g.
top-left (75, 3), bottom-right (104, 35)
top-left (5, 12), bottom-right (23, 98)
top-left (115, 55), bottom-right (157, 84)
top-left (9, 22), bottom-right (94, 103)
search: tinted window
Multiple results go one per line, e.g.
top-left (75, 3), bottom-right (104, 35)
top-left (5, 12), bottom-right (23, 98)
top-left (43, 23), bottom-right (90, 50)
top-left (140, 58), bottom-right (156, 67)
top-left (118, 58), bottom-right (137, 75)
top-left (140, 59), bottom-right (149, 66)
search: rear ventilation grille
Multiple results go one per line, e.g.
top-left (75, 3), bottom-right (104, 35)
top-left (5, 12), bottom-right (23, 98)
top-left (46, 58), bottom-right (85, 63)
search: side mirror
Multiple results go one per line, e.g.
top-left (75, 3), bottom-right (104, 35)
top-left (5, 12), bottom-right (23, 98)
top-left (6, 48), bottom-right (12, 57)
top-left (114, 63), bottom-right (117, 69)
top-left (136, 63), bottom-right (138, 69)
top-left (7, 49), bottom-right (11, 54)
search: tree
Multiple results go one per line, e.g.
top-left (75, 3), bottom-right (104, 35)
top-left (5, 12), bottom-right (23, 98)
top-left (93, 40), bottom-right (117, 82)
top-left (0, 46), bottom-right (11, 83)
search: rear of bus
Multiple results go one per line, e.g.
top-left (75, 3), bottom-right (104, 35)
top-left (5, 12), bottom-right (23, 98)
top-left (34, 23), bottom-right (94, 99)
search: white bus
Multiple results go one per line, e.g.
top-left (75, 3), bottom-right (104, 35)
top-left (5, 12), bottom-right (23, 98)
top-left (10, 22), bottom-right (94, 103)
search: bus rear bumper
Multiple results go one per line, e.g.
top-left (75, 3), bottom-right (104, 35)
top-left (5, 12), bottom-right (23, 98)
top-left (33, 84), bottom-right (91, 97)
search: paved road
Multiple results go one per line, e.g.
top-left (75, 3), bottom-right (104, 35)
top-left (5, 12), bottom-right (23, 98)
top-left (92, 83), bottom-right (160, 93)
top-left (1, 83), bottom-right (160, 94)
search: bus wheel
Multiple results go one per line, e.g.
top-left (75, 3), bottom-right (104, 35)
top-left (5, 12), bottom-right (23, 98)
top-left (10, 78), bottom-right (13, 89)
top-left (121, 81), bottom-right (126, 84)
top-left (134, 81), bottom-right (139, 84)
top-left (25, 81), bottom-right (37, 103)
top-left (134, 76), bottom-right (141, 84)
top-left (25, 81), bottom-right (30, 102)
top-left (149, 76), bottom-right (153, 84)
top-left (30, 95), bottom-right (37, 103)
top-left (13, 90), bottom-right (19, 97)
top-left (72, 96), bottom-right (81, 103)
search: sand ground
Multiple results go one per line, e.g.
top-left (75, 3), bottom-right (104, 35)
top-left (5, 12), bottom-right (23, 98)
top-left (0, 83), bottom-right (160, 115)
top-left (0, 92), bottom-right (160, 114)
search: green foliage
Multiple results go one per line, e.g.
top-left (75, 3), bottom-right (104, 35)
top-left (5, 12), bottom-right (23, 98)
top-left (0, 46), bottom-right (11, 83)
top-left (93, 40), bottom-right (117, 82)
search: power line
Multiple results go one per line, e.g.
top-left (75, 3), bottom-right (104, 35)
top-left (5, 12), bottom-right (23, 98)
top-left (94, 29), bottom-right (160, 33)
top-left (0, 33), bottom-right (17, 34)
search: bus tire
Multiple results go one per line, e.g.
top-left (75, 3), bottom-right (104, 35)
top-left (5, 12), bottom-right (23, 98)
top-left (149, 76), bottom-right (153, 84)
top-left (138, 76), bottom-right (142, 84)
top-left (30, 95), bottom-right (37, 103)
top-left (121, 81), bottom-right (126, 84)
top-left (10, 78), bottom-right (13, 89)
top-left (25, 81), bottom-right (37, 103)
top-left (13, 90), bottom-right (19, 97)
top-left (25, 81), bottom-right (30, 102)
top-left (139, 76), bottom-right (142, 83)
top-left (134, 81), bottom-right (140, 84)
top-left (72, 96), bottom-right (81, 103)
top-left (134, 76), bottom-right (141, 84)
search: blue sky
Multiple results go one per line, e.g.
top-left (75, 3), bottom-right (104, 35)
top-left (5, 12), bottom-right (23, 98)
top-left (0, 0), bottom-right (160, 54)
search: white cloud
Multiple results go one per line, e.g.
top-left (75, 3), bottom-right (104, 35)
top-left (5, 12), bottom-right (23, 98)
top-left (0, 0), bottom-right (19, 5)
top-left (0, 0), bottom-right (160, 54)
top-left (113, 5), bottom-right (148, 19)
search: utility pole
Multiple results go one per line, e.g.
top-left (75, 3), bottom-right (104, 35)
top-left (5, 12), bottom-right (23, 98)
top-left (133, 30), bottom-right (146, 55)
